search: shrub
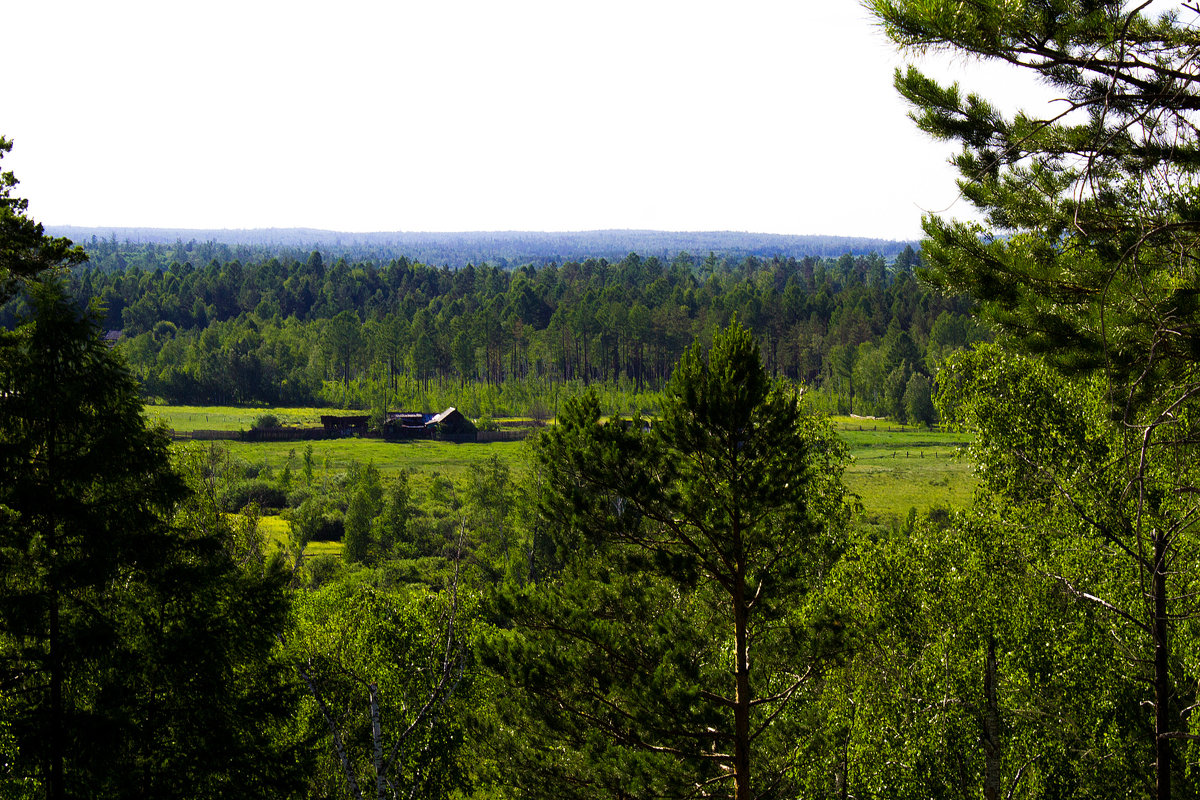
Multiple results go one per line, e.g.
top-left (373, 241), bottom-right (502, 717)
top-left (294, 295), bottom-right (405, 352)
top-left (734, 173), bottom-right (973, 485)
top-left (251, 413), bottom-right (281, 431)
top-left (286, 487), bottom-right (314, 509)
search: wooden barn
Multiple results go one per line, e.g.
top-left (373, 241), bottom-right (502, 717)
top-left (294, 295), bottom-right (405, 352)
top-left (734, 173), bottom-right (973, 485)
top-left (383, 407), bottom-right (476, 441)
top-left (427, 407), bottom-right (475, 436)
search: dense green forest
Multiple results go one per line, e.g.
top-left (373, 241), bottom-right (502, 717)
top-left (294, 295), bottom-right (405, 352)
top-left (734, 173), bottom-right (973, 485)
top-left (7, 1), bottom-right (1200, 798)
top-left (0, 243), bottom-right (985, 425)
top-left (45, 226), bottom-right (921, 270)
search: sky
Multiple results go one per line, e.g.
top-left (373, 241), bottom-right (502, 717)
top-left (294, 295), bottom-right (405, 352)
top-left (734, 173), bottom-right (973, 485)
top-left (5, 1), bottom-right (1054, 241)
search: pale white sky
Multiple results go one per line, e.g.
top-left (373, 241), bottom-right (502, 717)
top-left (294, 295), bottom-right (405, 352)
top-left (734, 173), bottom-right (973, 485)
top-left (5, 0), bottom-right (1055, 240)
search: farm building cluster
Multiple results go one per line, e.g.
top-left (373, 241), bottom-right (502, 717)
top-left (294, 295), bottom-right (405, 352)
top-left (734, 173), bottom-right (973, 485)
top-left (319, 408), bottom-right (476, 440)
top-left (175, 408), bottom-right (535, 444)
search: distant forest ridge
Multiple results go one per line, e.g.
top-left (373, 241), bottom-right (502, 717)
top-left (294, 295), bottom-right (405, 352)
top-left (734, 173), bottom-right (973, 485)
top-left (45, 226), bottom-right (921, 268)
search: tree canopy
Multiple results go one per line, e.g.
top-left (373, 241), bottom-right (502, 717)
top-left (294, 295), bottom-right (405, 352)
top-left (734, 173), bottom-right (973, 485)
top-left (869, 1), bottom-right (1200, 795)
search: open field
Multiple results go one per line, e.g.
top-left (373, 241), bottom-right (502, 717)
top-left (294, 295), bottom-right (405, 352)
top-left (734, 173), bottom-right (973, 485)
top-left (844, 444), bottom-right (975, 523)
top-left (829, 416), bottom-right (978, 523)
top-left (165, 406), bottom-right (977, 529)
top-left (205, 438), bottom-right (529, 479)
top-left (146, 405), bottom-right (360, 432)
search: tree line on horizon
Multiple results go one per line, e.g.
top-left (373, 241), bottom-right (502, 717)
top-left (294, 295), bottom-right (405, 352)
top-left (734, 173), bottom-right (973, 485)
top-left (0, 244), bottom-right (986, 425)
top-left (47, 227), bottom-right (922, 271)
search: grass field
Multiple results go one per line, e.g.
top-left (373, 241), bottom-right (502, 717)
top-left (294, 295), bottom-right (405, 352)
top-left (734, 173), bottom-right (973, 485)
top-left (165, 406), bottom-right (977, 531)
top-left (146, 405), bottom-right (360, 432)
top-left (208, 438), bottom-right (530, 479)
top-left (243, 513), bottom-right (346, 560)
top-left (829, 417), bottom-right (977, 523)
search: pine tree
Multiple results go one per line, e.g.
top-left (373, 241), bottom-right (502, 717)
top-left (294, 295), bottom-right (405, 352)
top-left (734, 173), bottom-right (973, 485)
top-left (486, 322), bottom-right (852, 799)
top-left (0, 138), bottom-right (85, 301)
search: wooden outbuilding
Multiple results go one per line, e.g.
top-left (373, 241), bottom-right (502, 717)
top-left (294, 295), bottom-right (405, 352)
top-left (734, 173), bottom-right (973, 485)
top-left (427, 407), bottom-right (475, 436)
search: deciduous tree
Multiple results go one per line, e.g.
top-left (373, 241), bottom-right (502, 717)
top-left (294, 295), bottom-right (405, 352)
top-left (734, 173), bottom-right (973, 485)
top-left (870, 2), bottom-right (1200, 794)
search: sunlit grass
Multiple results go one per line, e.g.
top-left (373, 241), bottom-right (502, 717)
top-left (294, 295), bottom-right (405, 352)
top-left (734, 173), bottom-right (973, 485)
top-left (147, 405), bottom-right (360, 432)
top-left (235, 513), bottom-right (346, 559)
top-left (178, 404), bottom-right (977, 537)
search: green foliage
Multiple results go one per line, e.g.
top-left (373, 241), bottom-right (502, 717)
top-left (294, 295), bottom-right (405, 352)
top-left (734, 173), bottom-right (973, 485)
top-left (486, 322), bottom-right (853, 798)
top-left (868, 4), bottom-right (1200, 793)
top-left (902, 371), bottom-right (934, 428)
top-left (372, 471), bottom-right (415, 560)
top-left (252, 412), bottom-right (281, 430)
top-left (220, 478), bottom-right (290, 512)
top-left (23, 245), bottom-right (980, 424)
top-left (287, 579), bottom-right (471, 800)
top-left (801, 511), bottom-right (1144, 798)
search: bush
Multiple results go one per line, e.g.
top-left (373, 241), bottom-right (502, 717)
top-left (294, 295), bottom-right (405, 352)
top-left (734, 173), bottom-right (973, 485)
top-left (308, 512), bottom-right (344, 542)
top-left (251, 413), bottom-right (281, 431)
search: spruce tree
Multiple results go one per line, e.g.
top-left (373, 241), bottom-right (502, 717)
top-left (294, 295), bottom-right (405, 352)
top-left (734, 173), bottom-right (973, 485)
top-left (0, 281), bottom-right (303, 798)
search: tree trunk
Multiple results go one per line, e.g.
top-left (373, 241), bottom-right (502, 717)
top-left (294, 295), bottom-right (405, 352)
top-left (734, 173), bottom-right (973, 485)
top-left (1154, 527), bottom-right (1172, 800)
top-left (49, 586), bottom-right (63, 800)
top-left (733, 566), bottom-right (751, 800)
top-left (982, 635), bottom-right (1001, 800)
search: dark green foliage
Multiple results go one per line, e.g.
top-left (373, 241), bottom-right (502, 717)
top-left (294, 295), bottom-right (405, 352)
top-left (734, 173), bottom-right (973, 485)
top-left (0, 281), bottom-right (304, 798)
top-left (871, 0), bottom-right (1200, 408)
top-left (220, 478), bottom-right (289, 512)
top-left (902, 371), bottom-right (935, 428)
top-left (252, 412), bottom-right (281, 430)
top-left (287, 497), bottom-right (345, 544)
top-left (12, 245), bottom-right (979, 425)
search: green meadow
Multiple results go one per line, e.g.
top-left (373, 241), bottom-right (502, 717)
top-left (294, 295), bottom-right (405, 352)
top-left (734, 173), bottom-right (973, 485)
top-left (146, 405), bottom-right (360, 432)
top-left (168, 407), bottom-right (976, 537)
top-left (829, 416), bottom-right (976, 524)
